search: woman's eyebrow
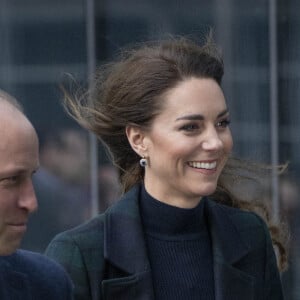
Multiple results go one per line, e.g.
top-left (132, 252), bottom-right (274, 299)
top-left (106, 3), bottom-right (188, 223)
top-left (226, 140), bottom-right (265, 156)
top-left (175, 114), bottom-right (204, 121)
top-left (218, 108), bottom-right (229, 118)
top-left (175, 109), bottom-right (229, 122)
top-left (218, 109), bottom-right (230, 118)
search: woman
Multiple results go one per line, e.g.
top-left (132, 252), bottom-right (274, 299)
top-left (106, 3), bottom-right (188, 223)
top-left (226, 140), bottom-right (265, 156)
top-left (46, 36), bottom-right (287, 299)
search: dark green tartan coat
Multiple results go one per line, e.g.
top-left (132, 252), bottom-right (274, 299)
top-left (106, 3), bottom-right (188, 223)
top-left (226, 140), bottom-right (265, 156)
top-left (45, 184), bottom-right (284, 300)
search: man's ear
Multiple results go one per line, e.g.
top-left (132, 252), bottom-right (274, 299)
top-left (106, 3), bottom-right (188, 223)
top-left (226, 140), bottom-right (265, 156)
top-left (126, 124), bottom-right (147, 157)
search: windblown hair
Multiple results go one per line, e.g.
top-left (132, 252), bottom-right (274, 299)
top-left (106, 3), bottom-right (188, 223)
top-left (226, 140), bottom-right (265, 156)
top-left (62, 36), bottom-right (288, 271)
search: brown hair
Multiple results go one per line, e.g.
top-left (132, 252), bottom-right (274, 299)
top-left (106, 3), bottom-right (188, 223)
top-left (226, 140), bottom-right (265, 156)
top-left (64, 36), bottom-right (223, 189)
top-left (62, 36), bottom-right (288, 271)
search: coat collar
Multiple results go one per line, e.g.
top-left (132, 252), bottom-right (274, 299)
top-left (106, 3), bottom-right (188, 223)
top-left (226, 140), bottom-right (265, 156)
top-left (0, 254), bottom-right (31, 300)
top-left (103, 185), bottom-right (155, 299)
top-left (204, 199), bottom-right (250, 264)
top-left (204, 199), bottom-right (255, 300)
top-left (104, 185), bottom-right (150, 275)
top-left (104, 185), bottom-right (255, 300)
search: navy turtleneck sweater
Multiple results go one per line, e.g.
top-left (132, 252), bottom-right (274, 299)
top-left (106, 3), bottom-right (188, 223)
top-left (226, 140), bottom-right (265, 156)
top-left (140, 186), bottom-right (215, 300)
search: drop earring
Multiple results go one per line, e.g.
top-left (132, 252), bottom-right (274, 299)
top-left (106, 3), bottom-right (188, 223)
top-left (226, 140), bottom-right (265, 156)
top-left (139, 157), bottom-right (147, 167)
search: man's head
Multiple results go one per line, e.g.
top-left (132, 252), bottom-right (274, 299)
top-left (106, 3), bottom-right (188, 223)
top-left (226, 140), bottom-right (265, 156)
top-left (0, 90), bottom-right (39, 255)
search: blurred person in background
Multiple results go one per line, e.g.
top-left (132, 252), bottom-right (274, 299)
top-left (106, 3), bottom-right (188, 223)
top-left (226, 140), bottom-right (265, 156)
top-left (0, 90), bottom-right (73, 299)
top-left (21, 127), bottom-right (91, 252)
top-left (98, 163), bottom-right (121, 212)
top-left (46, 36), bottom-right (287, 299)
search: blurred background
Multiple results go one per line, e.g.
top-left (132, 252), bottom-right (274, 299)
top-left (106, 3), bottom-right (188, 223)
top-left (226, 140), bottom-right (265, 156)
top-left (0, 0), bottom-right (299, 298)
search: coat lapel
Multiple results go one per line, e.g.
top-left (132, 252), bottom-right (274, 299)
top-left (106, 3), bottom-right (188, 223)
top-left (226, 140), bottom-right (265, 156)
top-left (0, 256), bottom-right (31, 300)
top-left (205, 199), bottom-right (255, 300)
top-left (103, 185), bottom-right (155, 300)
top-left (102, 186), bottom-right (256, 300)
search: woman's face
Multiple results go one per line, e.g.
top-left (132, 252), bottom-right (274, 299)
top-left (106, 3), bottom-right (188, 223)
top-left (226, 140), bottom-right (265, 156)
top-left (142, 77), bottom-right (233, 208)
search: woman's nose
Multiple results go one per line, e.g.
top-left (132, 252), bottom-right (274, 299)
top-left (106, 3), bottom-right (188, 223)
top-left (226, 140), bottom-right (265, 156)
top-left (202, 128), bottom-right (223, 151)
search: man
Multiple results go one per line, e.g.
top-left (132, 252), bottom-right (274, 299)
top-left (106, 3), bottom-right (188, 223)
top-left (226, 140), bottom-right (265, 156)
top-left (0, 90), bottom-right (73, 299)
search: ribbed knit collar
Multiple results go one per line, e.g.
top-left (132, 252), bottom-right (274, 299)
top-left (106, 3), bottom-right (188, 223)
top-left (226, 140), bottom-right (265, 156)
top-left (140, 185), bottom-right (207, 239)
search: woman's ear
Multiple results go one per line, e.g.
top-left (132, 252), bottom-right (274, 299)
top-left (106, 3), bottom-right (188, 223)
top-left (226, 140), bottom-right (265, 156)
top-left (126, 125), bottom-right (147, 157)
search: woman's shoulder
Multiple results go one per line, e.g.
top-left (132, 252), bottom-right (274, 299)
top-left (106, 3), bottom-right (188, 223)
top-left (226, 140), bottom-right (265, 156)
top-left (206, 197), bottom-right (269, 235)
top-left (44, 193), bottom-right (131, 253)
top-left (49, 191), bottom-right (134, 243)
top-left (205, 198), bottom-right (272, 258)
top-left (44, 213), bottom-right (108, 278)
top-left (46, 213), bottom-right (107, 253)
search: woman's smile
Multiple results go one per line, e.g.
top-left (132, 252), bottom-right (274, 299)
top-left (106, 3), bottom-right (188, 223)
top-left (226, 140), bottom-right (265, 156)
top-left (187, 160), bottom-right (217, 170)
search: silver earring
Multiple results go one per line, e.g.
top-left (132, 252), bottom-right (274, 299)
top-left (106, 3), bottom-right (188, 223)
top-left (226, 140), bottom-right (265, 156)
top-left (139, 157), bottom-right (147, 167)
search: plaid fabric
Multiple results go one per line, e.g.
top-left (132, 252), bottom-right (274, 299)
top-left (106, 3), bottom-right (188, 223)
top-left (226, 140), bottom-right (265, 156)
top-left (45, 184), bottom-right (284, 300)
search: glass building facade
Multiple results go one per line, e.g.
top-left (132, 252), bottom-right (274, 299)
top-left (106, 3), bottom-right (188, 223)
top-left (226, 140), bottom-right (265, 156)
top-left (0, 0), bottom-right (299, 298)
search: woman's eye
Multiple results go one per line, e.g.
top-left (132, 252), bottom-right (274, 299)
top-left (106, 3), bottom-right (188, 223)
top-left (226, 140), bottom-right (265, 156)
top-left (217, 119), bottom-right (231, 128)
top-left (180, 123), bottom-right (199, 132)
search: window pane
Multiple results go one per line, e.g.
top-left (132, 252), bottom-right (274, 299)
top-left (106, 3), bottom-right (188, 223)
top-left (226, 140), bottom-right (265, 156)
top-left (0, 0), bottom-right (90, 253)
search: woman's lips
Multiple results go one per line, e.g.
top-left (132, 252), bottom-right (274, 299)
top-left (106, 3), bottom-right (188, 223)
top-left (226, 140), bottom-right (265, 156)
top-left (187, 160), bottom-right (217, 170)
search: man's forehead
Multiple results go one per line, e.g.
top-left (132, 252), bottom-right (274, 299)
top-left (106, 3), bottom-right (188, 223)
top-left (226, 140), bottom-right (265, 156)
top-left (0, 101), bottom-right (29, 130)
top-left (0, 90), bottom-right (22, 111)
top-left (0, 103), bottom-right (16, 121)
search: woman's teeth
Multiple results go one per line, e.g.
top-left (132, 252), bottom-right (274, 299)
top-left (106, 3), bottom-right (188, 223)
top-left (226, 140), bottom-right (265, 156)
top-left (188, 161), bottom-right (217, 169)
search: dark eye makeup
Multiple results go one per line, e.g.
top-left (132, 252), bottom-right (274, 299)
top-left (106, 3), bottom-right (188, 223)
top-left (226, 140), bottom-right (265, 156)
top-left (216, 118), bottom-right (231, 128)
top-left (180, 123), bottom-right (200, 132)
